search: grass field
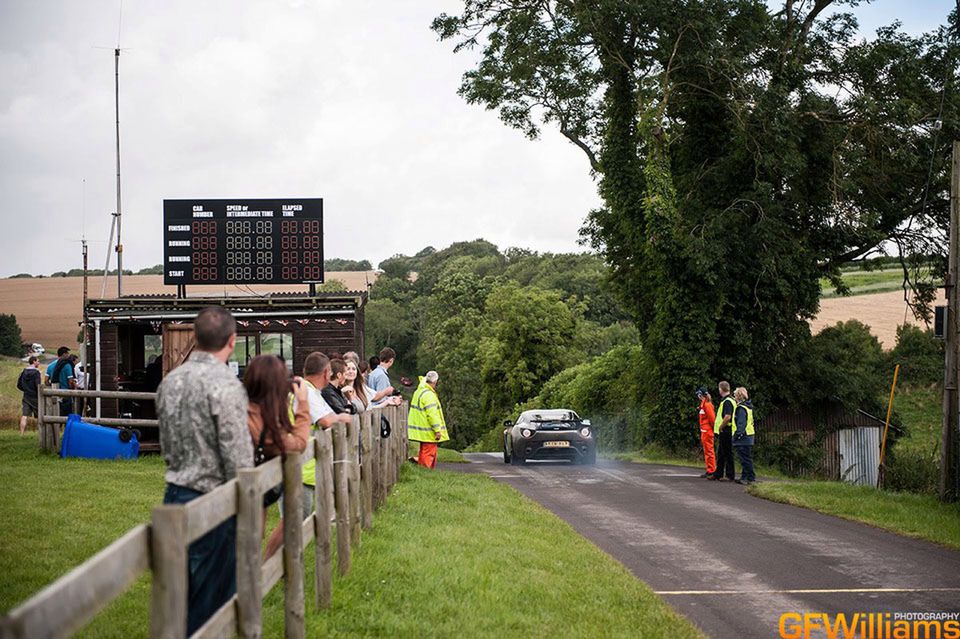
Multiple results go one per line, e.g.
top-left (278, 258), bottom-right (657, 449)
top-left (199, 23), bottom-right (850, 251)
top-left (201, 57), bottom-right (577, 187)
top-left (819, 267), bottom-right (932, 298)
top-left (748, 481), bottom-right (960, 550)
top-left (0, 432), bottom-right (700, 638)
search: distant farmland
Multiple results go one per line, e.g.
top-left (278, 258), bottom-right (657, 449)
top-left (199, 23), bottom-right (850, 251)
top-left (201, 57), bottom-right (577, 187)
top-left (0, 272), bottom-right (377, 349)
top-left (0, 272), bottom-right (941, 352)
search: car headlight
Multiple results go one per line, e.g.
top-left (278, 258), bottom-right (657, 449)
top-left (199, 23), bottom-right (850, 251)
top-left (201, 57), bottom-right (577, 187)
top-left (580, 427), bottom-right (591, 438)
top-left (521, 429), bottom-right (533, 438)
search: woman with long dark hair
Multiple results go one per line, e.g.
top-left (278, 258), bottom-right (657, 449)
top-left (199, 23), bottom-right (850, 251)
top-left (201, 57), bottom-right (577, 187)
top-left (244, 354), bottom-right (311, 558)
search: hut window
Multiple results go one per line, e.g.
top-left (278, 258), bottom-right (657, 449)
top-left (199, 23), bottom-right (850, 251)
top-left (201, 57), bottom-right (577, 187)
top-left (260, 333), bottom-right (294, 373)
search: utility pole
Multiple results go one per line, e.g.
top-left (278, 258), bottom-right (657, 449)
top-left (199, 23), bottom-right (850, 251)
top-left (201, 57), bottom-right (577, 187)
top-left (114, 47), bottom-right (123, 297)
top-left (942, 140), bottom-right (960, 503)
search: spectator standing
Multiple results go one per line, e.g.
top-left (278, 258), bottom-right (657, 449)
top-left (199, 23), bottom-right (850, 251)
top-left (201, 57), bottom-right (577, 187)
top-left (710, 381), bottom-right (737, 481)
top-left (299, 352), bottom-right (352, 520)
top-left (243, 354), bottom-right (312, 559)
top-left (341, 359), bottom-right (368, 413)
top-left (695, 387), bottom-right (716, 478)
top-left (17, 356), bottom-right (41, 435)
top-left (46, 346), bottom-right (76, 415)
top-left (733, 387), bottom-right (757, 485)
top-left (156, 307), bottom-right (253, 635)
top-left (407, 371), bottom-right (448, 469)
top-left (367, 347), bottom-right (396, 406)
top-left (321, 359), bottom-right (353, 414)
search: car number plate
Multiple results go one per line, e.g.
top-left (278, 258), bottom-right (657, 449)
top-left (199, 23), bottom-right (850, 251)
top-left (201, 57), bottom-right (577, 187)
top-left (543, 440), bottom-right (570, 448)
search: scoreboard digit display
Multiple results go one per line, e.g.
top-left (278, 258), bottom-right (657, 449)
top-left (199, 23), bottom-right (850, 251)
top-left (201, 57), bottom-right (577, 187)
top-left (163, 198), bottom-right (323, 285)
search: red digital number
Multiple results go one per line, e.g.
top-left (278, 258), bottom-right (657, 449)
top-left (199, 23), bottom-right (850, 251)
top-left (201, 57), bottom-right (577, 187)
top-left (191, 252), bottom-right (217, 266)
top-left (281, 220), bottom-right (298, 234)
top-left (302, 220), bottom-right (320, 234)
top-left (303, 265), bottom-right (321, 280)
top-left (192, 236), bottom-right (217, 250)
top-left (192, 267), bottom-right (218, 281)
top-left (281, 235), bottom-right (298, 250)
top-left (281, 266), bottom-right (298, 280)
top-left (191, 221), bottom-right (217, 234)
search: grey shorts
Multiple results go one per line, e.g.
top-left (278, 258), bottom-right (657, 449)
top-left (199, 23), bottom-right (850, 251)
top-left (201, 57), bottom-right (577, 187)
top-left (278, 485), bottom-right (316, 523)
top-left (22, 397), bottom-right (38, 418)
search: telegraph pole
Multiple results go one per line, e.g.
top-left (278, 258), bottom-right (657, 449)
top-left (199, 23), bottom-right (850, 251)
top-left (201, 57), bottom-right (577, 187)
top-left (942, 140), bottom-right (960, 502)
top-left (114, 47), bottom-right (123, 297)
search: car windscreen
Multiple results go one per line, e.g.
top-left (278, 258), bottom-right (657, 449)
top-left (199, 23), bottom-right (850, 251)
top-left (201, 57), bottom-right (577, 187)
top-left (533, 420), bottom-right (578, 430)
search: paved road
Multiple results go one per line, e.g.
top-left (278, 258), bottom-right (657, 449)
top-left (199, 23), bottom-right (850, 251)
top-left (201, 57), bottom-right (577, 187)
top-left (450, 454), bottom-right (960, 639)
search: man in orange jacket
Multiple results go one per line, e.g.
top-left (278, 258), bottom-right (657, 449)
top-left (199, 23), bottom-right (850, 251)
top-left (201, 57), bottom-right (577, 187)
top-left (696, 387), bottom-right (716, 478)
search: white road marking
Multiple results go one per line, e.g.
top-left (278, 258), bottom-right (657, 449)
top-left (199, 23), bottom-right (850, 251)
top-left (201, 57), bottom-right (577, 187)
top-left (656, 587), bottom-right (960, 596)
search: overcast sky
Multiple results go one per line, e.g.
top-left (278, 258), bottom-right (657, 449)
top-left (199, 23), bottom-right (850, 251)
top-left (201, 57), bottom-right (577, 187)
top-left (0, 1), bottom-right (953, 277)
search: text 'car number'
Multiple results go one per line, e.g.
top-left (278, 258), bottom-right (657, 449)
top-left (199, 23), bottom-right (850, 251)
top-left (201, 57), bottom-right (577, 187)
top-left (543, 441), bottom-right (570, 448)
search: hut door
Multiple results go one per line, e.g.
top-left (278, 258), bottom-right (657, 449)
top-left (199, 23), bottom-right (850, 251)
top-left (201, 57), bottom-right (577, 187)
top-left (838, 427), bottom-right (880, 487)
top-left (162, 324), bottom-right (195, 376)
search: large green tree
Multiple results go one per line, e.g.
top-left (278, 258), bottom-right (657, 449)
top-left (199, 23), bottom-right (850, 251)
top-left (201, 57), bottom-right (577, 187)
top-left (434, 0), bottom-right (958, 447)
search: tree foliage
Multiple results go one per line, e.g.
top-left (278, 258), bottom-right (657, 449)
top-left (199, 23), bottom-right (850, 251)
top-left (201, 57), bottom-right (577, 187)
top-left (325, 258), bottom-right (373, 271)
top-left (0, 314), bottom-right (23, 357)
top-left (434, 0), bottom-right (958, 448)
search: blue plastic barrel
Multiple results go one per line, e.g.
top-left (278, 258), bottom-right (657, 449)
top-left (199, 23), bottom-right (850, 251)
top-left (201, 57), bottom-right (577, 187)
top-left (59, 414), bottom-right (140, 460)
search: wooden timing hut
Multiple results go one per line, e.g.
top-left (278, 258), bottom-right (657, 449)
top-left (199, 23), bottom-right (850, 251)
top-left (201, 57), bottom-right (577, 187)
top-left (82, 291), bottom-right (367, 429)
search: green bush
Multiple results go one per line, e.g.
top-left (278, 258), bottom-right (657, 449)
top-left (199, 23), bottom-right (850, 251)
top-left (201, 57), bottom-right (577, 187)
top-left (0, 315), bottom-right (22, 357)
top-left (888, 324), bottom-right (944, 386)
top-left (755, 433), bottom-right (824, 477)
top-left (805, 320), bottom-right (886, 412)
top-left (885, 443), bottom-right (939, 494)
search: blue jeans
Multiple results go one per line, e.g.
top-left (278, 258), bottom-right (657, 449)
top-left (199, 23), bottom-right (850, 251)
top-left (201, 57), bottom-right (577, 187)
top-left (163, 484), bottom-right (237, 635)
top-left (734, 445), bottom-right (755, 482)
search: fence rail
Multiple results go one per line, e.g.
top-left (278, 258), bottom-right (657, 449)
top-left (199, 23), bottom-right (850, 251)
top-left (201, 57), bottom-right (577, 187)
top-left (36, 386), bottom-right (161, 454)
top-left (1, 403), bottom-right (409, 639)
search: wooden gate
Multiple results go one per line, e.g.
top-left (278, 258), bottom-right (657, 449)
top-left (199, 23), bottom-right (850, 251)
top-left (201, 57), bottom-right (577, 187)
top-left (162, 324), bottom-right (195, 376)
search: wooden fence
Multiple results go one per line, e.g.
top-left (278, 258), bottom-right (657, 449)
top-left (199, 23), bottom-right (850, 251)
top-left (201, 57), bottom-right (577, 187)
top-left (1, 402), bottom-right (410, 639)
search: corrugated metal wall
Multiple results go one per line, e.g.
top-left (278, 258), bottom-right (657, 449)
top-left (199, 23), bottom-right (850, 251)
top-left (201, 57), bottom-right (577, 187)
top-left (838, 426), bottom-right (880, 486)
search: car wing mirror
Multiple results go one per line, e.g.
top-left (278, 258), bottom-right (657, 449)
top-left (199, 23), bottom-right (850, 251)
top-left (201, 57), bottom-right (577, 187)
top-left (582, 419), bottom-right (591, 426)
top-left (503, 420), bottom-right (513, 427)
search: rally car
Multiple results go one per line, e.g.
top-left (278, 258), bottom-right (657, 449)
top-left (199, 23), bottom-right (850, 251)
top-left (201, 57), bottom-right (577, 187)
top-left (502, 409), bottom-right (596, 465)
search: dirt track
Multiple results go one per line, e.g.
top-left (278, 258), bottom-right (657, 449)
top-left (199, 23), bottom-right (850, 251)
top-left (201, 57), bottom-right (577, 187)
top-left (0, 272), bottom-right (377, 348)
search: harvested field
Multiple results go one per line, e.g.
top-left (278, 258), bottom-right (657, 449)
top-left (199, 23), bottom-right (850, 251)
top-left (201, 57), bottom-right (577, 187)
top-left (0, 272), bottom-right (377, 349)
top-left (0, 273), bottom-right (940, 352)
top-left (811, 289), bottom-right (945, 349)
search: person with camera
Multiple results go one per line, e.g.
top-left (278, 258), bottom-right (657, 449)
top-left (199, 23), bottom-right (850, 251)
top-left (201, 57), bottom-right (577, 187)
top-left (243, 354), bottom-right (312, 559)
top-left (695, 387), bottom-right (717, 478)
top-left (156, 307), bottom-right (252, 634)
top-left (732, 386), bottom-right (757, 485)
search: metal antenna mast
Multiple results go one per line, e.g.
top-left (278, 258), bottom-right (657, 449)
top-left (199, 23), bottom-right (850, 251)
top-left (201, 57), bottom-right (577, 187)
top-left (114, 47), bottom-right (123, 297)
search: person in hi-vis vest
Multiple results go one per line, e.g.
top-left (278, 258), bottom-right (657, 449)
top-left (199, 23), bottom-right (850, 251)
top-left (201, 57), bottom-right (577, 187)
top-left (407, 371), bottom-right (449, 469)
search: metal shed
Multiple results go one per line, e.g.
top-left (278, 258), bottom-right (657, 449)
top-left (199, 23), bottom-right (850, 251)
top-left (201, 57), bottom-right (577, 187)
top-left (757, 406), bottom-right (890, 485)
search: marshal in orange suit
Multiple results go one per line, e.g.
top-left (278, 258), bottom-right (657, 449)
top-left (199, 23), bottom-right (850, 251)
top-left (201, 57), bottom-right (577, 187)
top-left (696, 387), bottom-right (716, 478)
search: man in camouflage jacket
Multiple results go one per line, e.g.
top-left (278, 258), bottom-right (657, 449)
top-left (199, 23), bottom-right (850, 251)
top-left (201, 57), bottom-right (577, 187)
top-left (157, 307), bottom-right (253, 635)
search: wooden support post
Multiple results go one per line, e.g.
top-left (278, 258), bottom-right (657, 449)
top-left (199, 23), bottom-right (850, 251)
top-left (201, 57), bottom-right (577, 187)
top-left (360, 412), bottom-right (373, 530)
top-left (378, 413), bottom-right (388, 502)
top-left (281, 453), bottom-right (305, 639)
top-left (331, 422), bottom-right (351, 576)
top-left (347, 416), bottom-right (361, 547)
top-left (371, 417), bottom-right (382, 510)
top-left (37, 386), bottom-right (46, 452)
top-left (235, 469), bottom-right (263, 639)
top-left (50, 393), bottom-right (61, 454)
top-left (942, 140), bottom-right (960, 503)
top-left (314, 430), bottom-right (334, 609)
top-left (149, 506), bottom-right (188, 639)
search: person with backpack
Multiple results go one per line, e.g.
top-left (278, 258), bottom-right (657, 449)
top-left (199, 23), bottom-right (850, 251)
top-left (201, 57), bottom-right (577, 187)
top-left (18, 356), bottom-right (41, 435)
top-left (45, 346), bottom-right (76, 415)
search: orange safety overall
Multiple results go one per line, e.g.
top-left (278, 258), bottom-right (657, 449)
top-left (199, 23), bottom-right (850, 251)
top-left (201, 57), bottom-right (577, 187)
top-left (699, 398), bottom-right (716, 474)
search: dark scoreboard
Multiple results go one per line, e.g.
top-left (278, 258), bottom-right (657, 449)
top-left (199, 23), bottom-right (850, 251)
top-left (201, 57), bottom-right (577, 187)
top-left (163, 198), bottom-right (323, 285)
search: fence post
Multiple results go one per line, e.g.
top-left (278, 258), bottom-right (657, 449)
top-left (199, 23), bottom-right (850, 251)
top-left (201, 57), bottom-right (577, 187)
top-left (371, 416), bottom-right (382, 510)
top-left (50, 392), bottom-right (61, 454)
top-left (37, 386), bottom-right (46, 452)
top-left (347, 416), bottom-right (361, 546)
top-left (331, 422), bottom-right (351, 576)
top-left (236, 468), bottom-right (263, 639)
top-left (387, 406), bottom-right (397, 492)
top-left (360, 412), bottom-right (373, 530)
top-left (149, 505), bottom-right (188, 639)
top-left (314, 430), bottom-right (334, 609)
top-left (281, 452), bottom-right (305, 639)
